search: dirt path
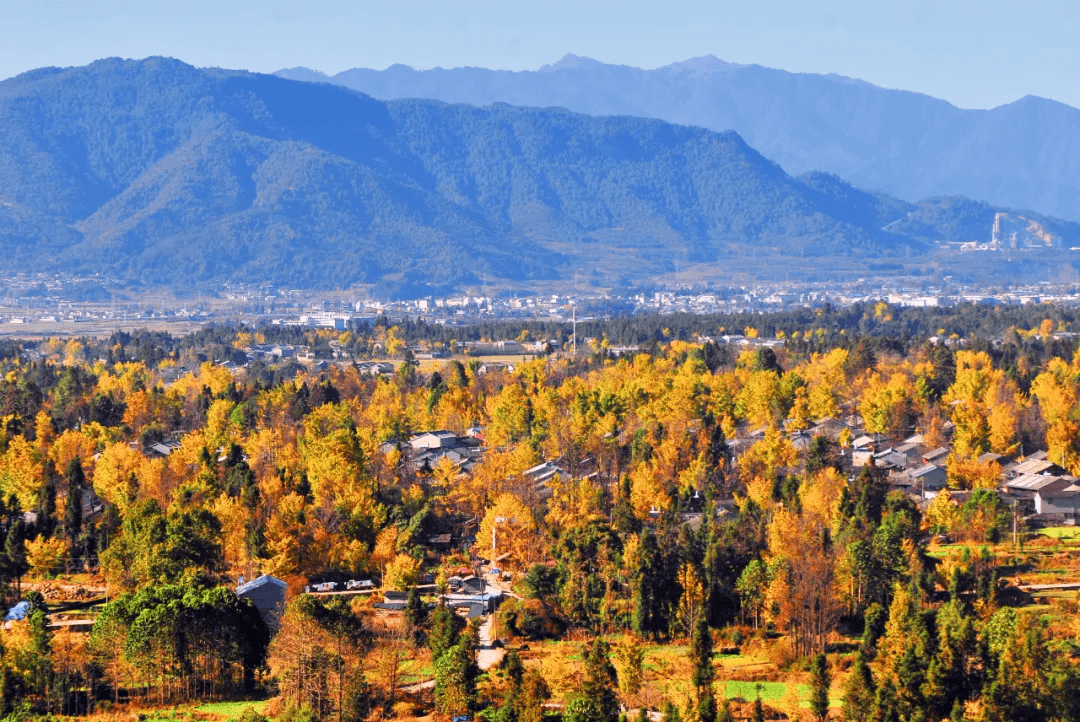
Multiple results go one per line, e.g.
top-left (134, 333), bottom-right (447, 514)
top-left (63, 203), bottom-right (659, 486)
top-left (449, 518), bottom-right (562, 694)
top-left (476, 613), bottom-right (505, 670)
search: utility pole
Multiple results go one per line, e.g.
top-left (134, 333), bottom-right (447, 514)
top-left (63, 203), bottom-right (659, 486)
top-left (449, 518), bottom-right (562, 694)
top-left (572, 306), bottom-right (577, 357)
top-left (491, 516), bottom-right (507, 644)
top-left (1013, 500), bottom-right (1019, 549)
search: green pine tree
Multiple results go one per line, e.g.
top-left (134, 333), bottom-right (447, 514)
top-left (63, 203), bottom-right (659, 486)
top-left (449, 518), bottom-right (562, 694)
top-left (690, 613), bottom-right (716, 722)
top-left (580, 639), bottom-right (620, 722)
top-left (434, 641), bottom-right (477, 717)
top-left (809, 652), bottom-right (830, 722)
top-left (403, 585), bottom-right (428, 641)
top-left (63, 458), bottom-right (85, 571)
top-left (661, 701), bottom-right (682, 722)
top-left (751, 692), bottom-right (765, 722)
top-left (27, 609), bottom-right (54, 712)
top-left (429, 603), bottom-right (463, 662)
top-left (841, 651), bottom-right (875, 722)
top-left (870, 677), bottom-right (900, 722)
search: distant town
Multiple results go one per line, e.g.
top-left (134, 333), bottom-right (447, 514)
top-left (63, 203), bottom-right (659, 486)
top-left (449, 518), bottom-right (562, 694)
top-left (5, 271), bottom-right (1080, 336)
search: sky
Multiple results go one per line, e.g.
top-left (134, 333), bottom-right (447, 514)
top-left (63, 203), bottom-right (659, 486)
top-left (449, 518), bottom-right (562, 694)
top-left (1, 0), bottom-right (1078, 110)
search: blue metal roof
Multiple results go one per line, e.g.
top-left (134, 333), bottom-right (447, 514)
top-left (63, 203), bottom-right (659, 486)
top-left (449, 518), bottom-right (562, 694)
top-left (237, 574), bottom-right (287, 596)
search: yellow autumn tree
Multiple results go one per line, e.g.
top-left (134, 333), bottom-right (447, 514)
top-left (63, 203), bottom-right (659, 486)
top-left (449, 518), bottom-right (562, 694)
top-left (1031, 356), bottom-right (1080, 473)
top-left (486, 383), bottom-right (531, 447)
top-left (545, 474), bottom-right (605, 532)
top-left (800, 467), bottom-right (847, 531)
top-left (92, 441), bottom-right (144, 513)
top-left (328, 538), bottom-right (371, 577)
top-left (945, 351), bottom-right (1023, 459)
top-left (384, 554), bottom-right (421, 590)
top-left (860, 370), bottom-right (918, 437)
top-left (0, 436), bottom-right (43, 510)
top-left (264, 493), bottom-right (318, 578)
top-left (477, 493), bottom-right (537, 569)
top-left (33, 411), bottom-right (55, 453)
top-left (923, 490), bottom-right (958, 533)
top-left (212, 495), bottom-right (255, 574)
top-left (798, 348), bottom-right (849, 419)
top-left (50, 429), bottom-right (99, 479)
top-left (738, 427), bottom-right (798, 509)
top-left (301, 403), bottom-right (374, 514)
top-left (736, 369), bottom-right (783, 429)
top-left (205, 398), bottom-right (238, 451)
top-left (628, 460), bottom-right (670, 516)
top-left (947, 457), bottom-right (1002, 490)
top-left (26, 536), bottom-right (66, 577)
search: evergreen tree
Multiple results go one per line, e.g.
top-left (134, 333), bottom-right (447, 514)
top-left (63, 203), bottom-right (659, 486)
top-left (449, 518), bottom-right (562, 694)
top-left (870, 677), bottom-right (900, 722)
top-left (429, 604), bottom-right (463, 662)
top-left (661, 701), bottom-right (682, 722)
top-left (504, 649), bottom-right (524, 687)
top-left (63, 458), bottom-right (85, 570)
top-left (842, 651), bottom-right (875, 722)
top-left (579, 639), bottom-right (619, 722)
top-left (519, 668), bottom-right (551, 722)
top-left (861, 602), bottom-right (886, 657)
top-left (81, 517), bottom-right (99, 571)
top-left (497, 651), bottom-right (526, 722)
top-left (809, 652), bottom-right (830, 722)
top-left (632, 532), bottom-right (670, 637)
top-left (5, 521), bottom-right (27, 597)
top-left (894, 643), bottom-right (927, 720)
top-left (37, 470), bottom-right (57, 539)
top-left (403, 586), bottom-right (427, 642)
top-left (434, 641), bottom-right (477, 717)
top-left (26, 609), bottom-right (54, 712)
top-left (565, 696), bottom-right (606, 722)
top-left (0, 667), bottom-right (19, 717)
top-left (751, 691), bottom-right (765, 722)
top-left (690, 613), bottom-right (716, 722)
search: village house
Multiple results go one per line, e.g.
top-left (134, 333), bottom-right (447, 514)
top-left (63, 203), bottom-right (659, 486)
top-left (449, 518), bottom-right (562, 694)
top-left (237, 575), bottom-right (288, 633)
top-left (1033, 481), bottom-right (1080, 521)
top-left (1003, 454), bottom-right (1065, 480)
top-left (909, 463), bottom-right (948, 497)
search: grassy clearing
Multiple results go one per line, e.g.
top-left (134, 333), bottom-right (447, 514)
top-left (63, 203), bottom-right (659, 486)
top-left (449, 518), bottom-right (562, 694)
top-left (721, 680), bottom-right (845, 710)
top-left (401, 661), bottom-right (436, 684)
top-left (723, 680), bottom-right (786, 701)
top-left (521, 635), bottom-right (842, 717)
top-left (1038, 527), bottom-right (1080, 541)
top-left (196, 700), bottom-right (267, 720)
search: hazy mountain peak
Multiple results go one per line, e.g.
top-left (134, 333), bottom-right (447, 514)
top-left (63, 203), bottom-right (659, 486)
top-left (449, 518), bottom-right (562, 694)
top-left (657, 55), bottom-right (742, 74)
top-left (538, 53), bottom-right (608, 72)
top-left (383, 63), bottom-right (420, 73)
top-left (276, 66), bottom-right (330, 83)
top-left (997, 93), bottom-right (1075, 112)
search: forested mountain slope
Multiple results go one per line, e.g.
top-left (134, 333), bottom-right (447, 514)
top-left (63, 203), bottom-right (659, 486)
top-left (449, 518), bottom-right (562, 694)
top-left (279, 54), bottom-right (1080, 222)
top-left (0, 58), bottom-right (1076, 294)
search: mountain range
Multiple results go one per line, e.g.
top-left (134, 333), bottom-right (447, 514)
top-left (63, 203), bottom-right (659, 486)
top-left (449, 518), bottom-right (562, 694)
top-left (277, 54), bottom-right (1080, 224)
top-left (0, 57), bottom-right (1076, 296)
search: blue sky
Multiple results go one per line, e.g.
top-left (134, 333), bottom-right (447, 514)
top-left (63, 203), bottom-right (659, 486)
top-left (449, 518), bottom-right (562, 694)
top-left (2, 0), bottom-right (1077, 109)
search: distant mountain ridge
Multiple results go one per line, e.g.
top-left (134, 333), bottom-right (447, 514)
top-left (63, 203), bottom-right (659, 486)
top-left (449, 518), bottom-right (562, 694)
top-left (0, 58), bottom-right (1077, 295)
top-left (276, 55), bottom-right (1080, 223)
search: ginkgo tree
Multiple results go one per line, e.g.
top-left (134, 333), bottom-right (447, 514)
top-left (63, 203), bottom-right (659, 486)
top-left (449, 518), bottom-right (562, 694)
top-left (477, 493), bottom-right (537, 570)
